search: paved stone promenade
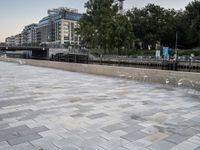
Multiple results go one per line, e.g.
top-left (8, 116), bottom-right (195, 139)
top-left (0, 62), bottom-right (200, 150)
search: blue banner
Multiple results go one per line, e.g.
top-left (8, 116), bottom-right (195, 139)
top-left (163, 47), bottom-right (169, 59)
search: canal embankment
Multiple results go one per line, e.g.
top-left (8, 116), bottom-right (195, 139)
top-left (1, 57), bottom-right (200, 91)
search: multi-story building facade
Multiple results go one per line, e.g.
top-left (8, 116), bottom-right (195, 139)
top-left (5, 36), bottom-right (15, 46)
top-left (21, 24), bottom-right (38, 45)
top-left (14, 34), bottom-right (22, 46)
top-left (5, 7), bottom-right (81, 48)
top-left (0, 42), bottom-right (6, 46)
top-left (36, 7), bottom-right (82, 47)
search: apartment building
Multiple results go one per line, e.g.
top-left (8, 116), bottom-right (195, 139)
top-left (21, 24), bottom-right (38, 45)
top-left (14, 34), bottom-right (22, 46)
top-left (5, 36), bottom-right (15, 46)
top-left (37, 7), bottom-right (82, 47)
top-left (5, 7), bottom-right (82, 47)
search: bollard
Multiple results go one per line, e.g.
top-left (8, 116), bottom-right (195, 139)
top-left (189, 59), bottom-right (192, 72)
top-left (100, 54), bottom-right (102, 65)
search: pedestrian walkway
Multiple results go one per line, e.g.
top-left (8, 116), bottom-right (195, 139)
top-left (0, 62), bottom-right (200, 150)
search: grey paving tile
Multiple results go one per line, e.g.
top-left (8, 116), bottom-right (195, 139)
top-left (179, 128), bottom-right (199, 137)
top-left (0, 141), bottom-right (10, 149)
top-left (0, 132), bottom-right (20, 142)
top-left (188, 135), bottom-right (200, 145)
top-left (111, 147), bottom-right (128, 150)
top-left (0, 123), bottom-right (9, 130)
top-left (80, 145), bottom-right (105, 150)
top-left (170, 141), bottom-right (199, 150)
top-left (0, 125), bottom-right (30, 136)
top-left (87, 113), bottom-right (108, 119)
top-left (190, 117), bottom-right (200, 123)
top-left (130, 114), bottom-right (146, 121)
top-left (0, 110), bottom-right (33, 120)
top-left (119, 104), bottom-right (133, 108)
top-left (80, 130), bottom-right (103, 139)
top-left (121, 124), bottom-right (144, 133)
top-left (148, 140), bottom-right (176, 150)
top-left (32, 126), bottom-right (49, 133)
top-left (60, 145), bottom-right (81, 150)
top-left (14, 126), bottom-right (49, 137)
top-left (53, 136), bottom-right (83, 148)
top-left (165, 133), bottom-right (189, 144)
top-left (18, 111), bottom-right (45, 121)
top-left (3, 142), bottom-right (36, 150)
top-left (79, 136), bottom-right (106, 148)
top-left (7, 133), bottom-right (42, 146)
top-left (31, 137), bottom-right (60, 150)
top-left (0, 62), bottom-right (200, 150)
top-left (102, 123), bottom-right (127, 133)
top-left (70, 113), bottom-right (84, 118)
top-left (121, 131), bottom-right (146, 142)
top-left (98, 140), bottom-right (119, 150)
top-left (123, 142), bottom-right (145, 150)
top-left (192, 125), bottom-right (200, 132)
top-left (124, 138), bottom-right (152, 150)
top-left (194, 146), bottom-right (200, 150)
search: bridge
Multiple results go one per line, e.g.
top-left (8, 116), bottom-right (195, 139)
top-left (0, 46), bottom-right (49, 51)
top-left (0, 46), bottom-right (49, 59)
top-left (0, 46), bottom-right (89, 63)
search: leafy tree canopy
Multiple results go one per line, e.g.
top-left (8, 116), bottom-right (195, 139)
top-left (78, 0), bottom-right (200, 54)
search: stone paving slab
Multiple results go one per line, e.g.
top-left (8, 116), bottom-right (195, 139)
top-left (0, 62), bottom-right (200, 150)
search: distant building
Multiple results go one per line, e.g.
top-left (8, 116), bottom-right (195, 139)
top-left (5, 7), bottom-right (82, 48)
top-left (37, 7), bottom-right (82, 47)
top-left (0, 42), bottom-right (6, 46)
top-left (5, 36), bottom-right (15, 46)
top-left (14, 34), bottom-right (22, 46)
top-left (21, 24), bottom-right (38, 45)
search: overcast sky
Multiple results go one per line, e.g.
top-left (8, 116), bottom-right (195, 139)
top-left (0, 0), bottom-right (193, 42)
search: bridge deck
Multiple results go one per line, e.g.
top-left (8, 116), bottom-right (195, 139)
top-left (0, 46), bottom-right (49, 51)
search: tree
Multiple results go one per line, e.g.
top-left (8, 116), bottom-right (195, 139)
top-left (77, 14), bottom-right (96, 48)
top-left (113, 14), bottom-right (134, 54)
top-left (77, 0), bottom-right (134, 54)
top-left (128, 3), bottom-right (198, 50)
top-left (185, 0), bottom-right (200, 47)
top-left (77, 0), bottom-right (118, 51)
top-left (78, 0), bottom-right (200, 55)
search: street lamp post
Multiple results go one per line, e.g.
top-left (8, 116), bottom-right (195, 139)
top-left (175, 31), bottom-right (178, 60)
top-left (174, 32), bottom-right (178, 71)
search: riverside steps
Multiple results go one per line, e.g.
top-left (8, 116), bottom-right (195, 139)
top-left (0, 57), bottom-right (200, 91)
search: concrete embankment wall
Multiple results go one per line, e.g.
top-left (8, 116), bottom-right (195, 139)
top-left (1, 57), bottom-right (200, 91)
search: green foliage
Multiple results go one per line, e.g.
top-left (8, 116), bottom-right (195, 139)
top-left (177, 49), bottom-right (200, 56)
top-left (128, 1), bottom-right (200, 50)
top-left (77, 0), bottom-right (134, 54)
top-left (78, 0), bottom-right (200, 56)
top-left (184, 0), bottom-right (200, 47)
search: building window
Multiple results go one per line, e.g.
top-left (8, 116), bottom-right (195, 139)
top-left (64, 36), bottom-right (69, 40)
